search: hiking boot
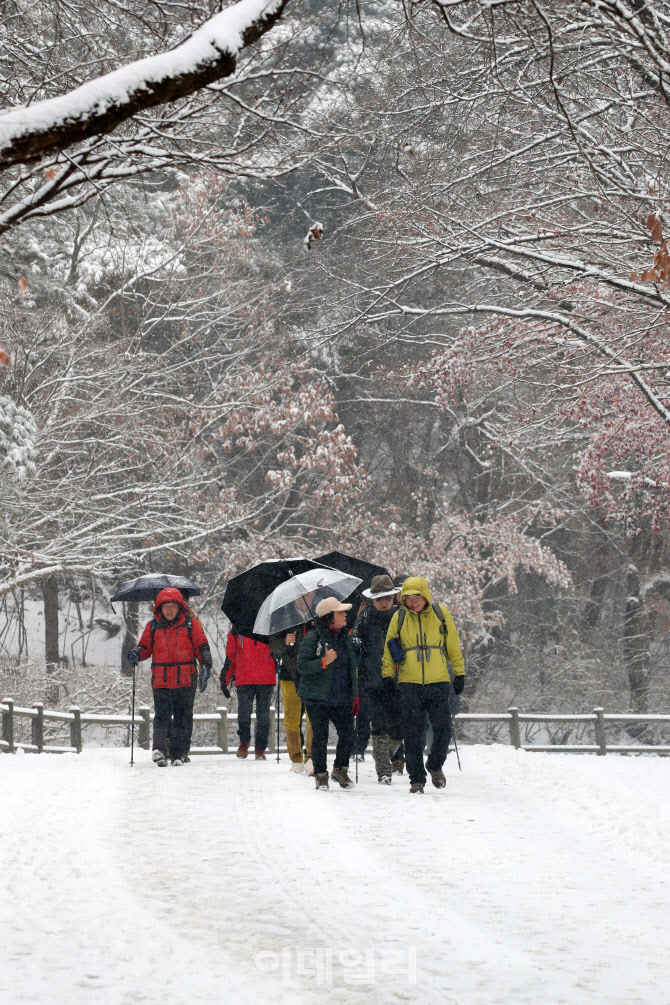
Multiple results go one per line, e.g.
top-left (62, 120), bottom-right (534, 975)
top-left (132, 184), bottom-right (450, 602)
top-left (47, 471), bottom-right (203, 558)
top-left (315, 772), bottom-right (329, 790)
top-left (429, 768), bottom-right (446, 789)
top-left (290, 760), bottom-right (304, 773)
top-left (172, 758), bottom-right (183, 766)
top-left (409, 782), bottom-right (425, 794)
top-left (236, 741), bottom-right (249, 758)
top-left (304, 757), bottom-right (315, 776)
top-left (255, 749), bottom-right (266, 760)
top-left (392, 759), bottom-right (405, 774)
top-left (152, 749), bottom-right (167, 767)
top-left (182, 754), bottom-right (190, 764)
top-left (331, 765), bottom-right (355, 789)
top-left (378, 774), bottom-right (392, 785)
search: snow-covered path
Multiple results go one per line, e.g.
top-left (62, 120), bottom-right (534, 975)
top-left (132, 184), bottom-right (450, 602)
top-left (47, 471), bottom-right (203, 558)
top-left (2, 746), bottom-right (670, 1004)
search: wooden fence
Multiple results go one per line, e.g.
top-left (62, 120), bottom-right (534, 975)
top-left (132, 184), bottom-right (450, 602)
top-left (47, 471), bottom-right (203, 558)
top-left (1, 698), bottom-right (670, 756)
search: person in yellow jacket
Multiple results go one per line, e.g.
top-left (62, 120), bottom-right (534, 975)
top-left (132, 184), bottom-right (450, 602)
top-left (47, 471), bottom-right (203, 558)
top-left (381, 576), bottom-right (465, 793)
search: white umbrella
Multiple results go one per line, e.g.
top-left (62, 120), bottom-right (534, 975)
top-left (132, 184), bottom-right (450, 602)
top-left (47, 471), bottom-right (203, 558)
top-left (253, 568), bottom-right (362, 636)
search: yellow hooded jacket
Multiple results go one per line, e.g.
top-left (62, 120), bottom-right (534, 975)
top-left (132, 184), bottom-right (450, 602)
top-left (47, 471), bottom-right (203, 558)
top-left (381, 576), bottom-right (465, 685)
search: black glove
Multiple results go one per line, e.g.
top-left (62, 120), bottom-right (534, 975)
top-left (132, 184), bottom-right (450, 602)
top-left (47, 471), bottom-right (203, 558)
top-left (199, 665), bottom-right (211, 693)
top-left (219, 670), bottom-right (231, 699)
top-left (127, 648), bottom-right (141, 666)
top-left (383, 675), bottom-right (396, 694)
top-left (452, 675), bottom-right (465, 695)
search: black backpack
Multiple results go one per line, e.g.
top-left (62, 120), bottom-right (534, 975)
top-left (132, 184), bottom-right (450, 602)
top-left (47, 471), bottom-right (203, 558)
top-left (395, 602), bottom-right (448, 657)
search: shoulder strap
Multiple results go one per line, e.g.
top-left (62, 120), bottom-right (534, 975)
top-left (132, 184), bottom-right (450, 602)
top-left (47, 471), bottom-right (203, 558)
top-left (432, 602), bottom-right (448, 635)
top-left (396, 607), bottom-right (405, 638)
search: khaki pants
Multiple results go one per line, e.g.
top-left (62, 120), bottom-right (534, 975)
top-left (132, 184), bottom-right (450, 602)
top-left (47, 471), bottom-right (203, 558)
top-left (280, 679), bottom-right (312, 762)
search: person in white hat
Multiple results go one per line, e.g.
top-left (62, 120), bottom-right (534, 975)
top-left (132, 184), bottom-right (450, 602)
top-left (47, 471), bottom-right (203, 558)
top-left (355, 575), bottom-right (404, 782)
top-left (297, 596), bottom-right (359, 790)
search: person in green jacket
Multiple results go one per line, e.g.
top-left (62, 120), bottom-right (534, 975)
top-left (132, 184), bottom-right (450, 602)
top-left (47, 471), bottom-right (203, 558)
top-left (381, 576), bottom-right (465, 793)
top-left (297, 596), bottom-right (359, 791)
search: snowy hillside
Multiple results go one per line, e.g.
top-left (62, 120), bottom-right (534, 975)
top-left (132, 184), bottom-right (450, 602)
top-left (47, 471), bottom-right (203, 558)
top-left (2, 746), bottom-right (669, 1004)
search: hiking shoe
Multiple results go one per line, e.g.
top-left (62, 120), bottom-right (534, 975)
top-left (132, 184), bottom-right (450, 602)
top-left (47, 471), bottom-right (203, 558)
top-left (315, 772), bottom-right (329, 790)
top-left (304, 757), bottom-right (315, 776)
top-left (290, 760), bottom-right (304, 773)
top-left (331, 765), bottom-right (355, 789)
top-left (392, 759), bottom-right (405, 774)
top-left (255, 750), bottom-right (266, 760)
top-left (410, 782), bottom-right (425, 794)
top-left (236, 741), bottom-right (249, 758)
top-left (429, 769), bottom-right (446, 789)
top-left (182, 755), bottom-right (190, 764)
top-left (172, 758), bottom-right (183, 766)
top-left (152, 750), bottom-right (167, 767)
top-left (378, 774), bottom-right (392, 785)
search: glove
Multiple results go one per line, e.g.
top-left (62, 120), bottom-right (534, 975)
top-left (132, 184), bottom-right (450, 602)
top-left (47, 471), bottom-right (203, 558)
top-left (219, 670), bottom-right (231, 699)
top-left (383, 675), bottom-right (396, 694)
top-left (199, 665), bottom-right (211, 693)
top-left (352, 695), bottom-right (359, 717)
top-left (127, 648), bottom-right (140, 666)
top-left (452, 675), bottom-right (465, 695)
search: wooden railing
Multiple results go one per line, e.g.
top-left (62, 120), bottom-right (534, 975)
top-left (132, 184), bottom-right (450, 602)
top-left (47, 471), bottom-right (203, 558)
top-left (1, 698), bottom-right (669, 756)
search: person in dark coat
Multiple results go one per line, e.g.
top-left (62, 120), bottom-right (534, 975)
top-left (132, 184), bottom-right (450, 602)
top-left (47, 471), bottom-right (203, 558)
top-left (354, 575), bottom-right (404, 783)
top-left (128, 588), bottom-right (212, 767)
top-left (297, 597), bottom-right (358, 791)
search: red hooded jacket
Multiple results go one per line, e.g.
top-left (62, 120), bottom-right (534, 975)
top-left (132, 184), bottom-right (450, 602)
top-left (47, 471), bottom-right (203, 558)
top-left (224, 633), bottom-right (276, 687)
top-left (138, 588), bottom-right (211, 690)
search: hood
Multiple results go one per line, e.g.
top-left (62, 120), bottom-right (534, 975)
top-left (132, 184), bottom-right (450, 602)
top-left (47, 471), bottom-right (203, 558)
top-left (400, 576), bottom-right (433, 609)
top-left (153, 587), bottom-right (189, 618)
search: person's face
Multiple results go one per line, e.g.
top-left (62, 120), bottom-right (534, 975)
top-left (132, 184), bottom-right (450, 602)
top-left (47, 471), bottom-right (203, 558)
top-left (404, 594), bottom-right (428, 613)
top-left (373, 596), bottom-right (394, 611)
top-left (161, 601), bottom-right (180, 621)
top-left (331, 610), bottom-right (348, 629)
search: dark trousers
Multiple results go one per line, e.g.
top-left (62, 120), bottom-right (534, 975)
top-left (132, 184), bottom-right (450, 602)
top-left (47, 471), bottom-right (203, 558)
top-left (355, 685), bottom-right (371, 755)
top-left (237, 684), bottom-right (274, 751)
top-left (368, 687), bottom-right (404, 741)
top-left (153, 686), bottom-right (192, 761)
top-left (399, 681), bottom-right (452, 785)
top-left (304, 701), bottom-right (354, 775)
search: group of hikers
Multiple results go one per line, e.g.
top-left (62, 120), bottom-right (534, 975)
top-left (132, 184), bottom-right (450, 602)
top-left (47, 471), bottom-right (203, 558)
top-left (127, 572), bottom-right (465, 794)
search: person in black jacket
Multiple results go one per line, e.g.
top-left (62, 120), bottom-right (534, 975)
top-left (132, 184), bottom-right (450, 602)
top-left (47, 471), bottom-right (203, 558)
top-left (353, 575), bottom-right (404, 783)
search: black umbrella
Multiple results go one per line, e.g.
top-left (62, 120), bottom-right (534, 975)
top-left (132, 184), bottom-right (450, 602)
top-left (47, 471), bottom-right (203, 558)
top-left (315, 552), bottom-right (389, 593)
top-left (111, 573), bottom-right (201, 607)
top-left (221, 558), bottom-right (329, 638)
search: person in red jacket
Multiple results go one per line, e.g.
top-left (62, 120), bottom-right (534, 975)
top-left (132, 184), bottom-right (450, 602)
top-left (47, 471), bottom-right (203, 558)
top-left (221, 629), bottom-right (276, 760)
top-left (128, 588), bottom-right (212, 767)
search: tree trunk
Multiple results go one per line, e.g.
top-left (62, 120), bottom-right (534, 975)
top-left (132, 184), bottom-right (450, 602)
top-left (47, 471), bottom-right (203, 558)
top-left (42, 574), bottom-right (60, 705)
top-left (121, 602), bottom-right (140, 678)
top-left (622, 564), bottom-right (650, 721)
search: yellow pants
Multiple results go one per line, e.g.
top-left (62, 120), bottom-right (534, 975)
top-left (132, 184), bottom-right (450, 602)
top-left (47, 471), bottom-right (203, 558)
top-left (280, 679), bottom-right (312, 761)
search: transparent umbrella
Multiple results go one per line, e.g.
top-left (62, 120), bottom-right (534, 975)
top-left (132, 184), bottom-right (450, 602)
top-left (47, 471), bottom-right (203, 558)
top-left (253, 568), bottom-right (362, 636)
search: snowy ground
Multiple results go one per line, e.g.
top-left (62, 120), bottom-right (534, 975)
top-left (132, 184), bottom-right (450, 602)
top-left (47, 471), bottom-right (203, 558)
top-left (2, 746), bottom-right (670, 1005)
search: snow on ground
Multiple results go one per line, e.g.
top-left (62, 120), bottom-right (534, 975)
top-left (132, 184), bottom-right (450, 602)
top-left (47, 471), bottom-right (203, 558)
top-left (1, 745), bottom-right (670, 1005)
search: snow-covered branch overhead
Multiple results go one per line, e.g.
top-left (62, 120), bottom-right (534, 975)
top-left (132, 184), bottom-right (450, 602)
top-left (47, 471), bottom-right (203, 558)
top-left (0, 0), bottom-right (287, 170)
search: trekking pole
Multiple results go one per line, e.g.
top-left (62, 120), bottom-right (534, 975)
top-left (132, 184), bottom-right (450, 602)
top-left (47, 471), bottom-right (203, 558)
top-left (130, 663), bottom-right (137, 767)
top-left (276, 682), bottom-right (281, 764)
top-left (355, 710), bottom-right (359, 784)
top-left (446, 702), bottom-right (461, 772)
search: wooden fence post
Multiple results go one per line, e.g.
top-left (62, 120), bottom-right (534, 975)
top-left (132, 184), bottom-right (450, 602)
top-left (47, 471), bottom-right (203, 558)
top-left (593, 707), bottom-right (607, 756)
top-left (138, 706), bottom-right (151, 749)
top-left (32, 702), bottom-right (44, 753)
top-left (217, 706), bottom-right (228, 754)
top-left (2, 697), bottom-right (14, 753)
top-left (268, 706), bottom-right (276, 753)
top-left (69, 706), bottom-right (82, 753)
top-left (508, 707), bottom-right (521, 749)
